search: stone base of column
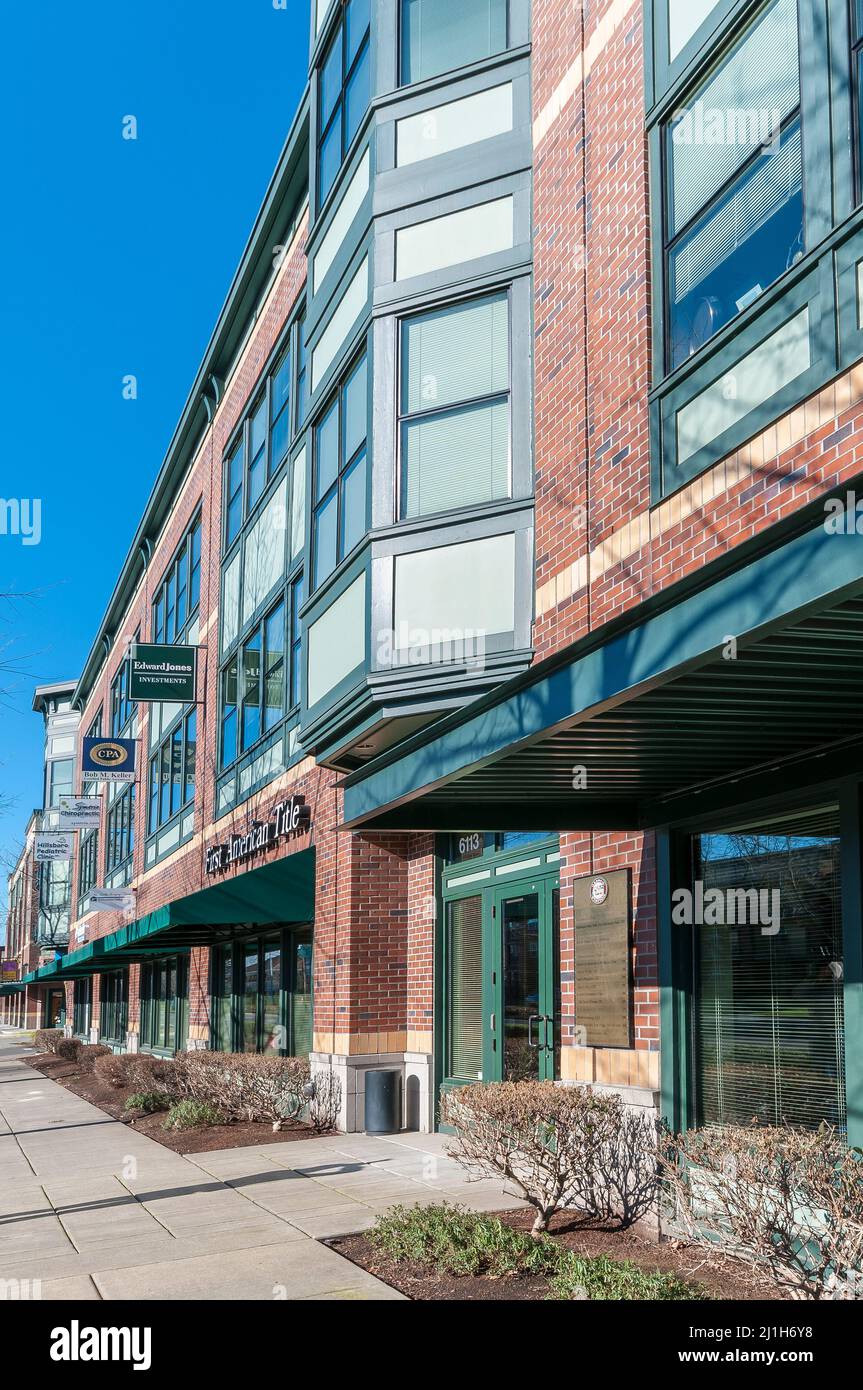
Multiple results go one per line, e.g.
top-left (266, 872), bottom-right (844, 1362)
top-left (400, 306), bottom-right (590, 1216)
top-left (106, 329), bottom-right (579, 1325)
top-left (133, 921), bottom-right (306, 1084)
top-left (309, 1049), bottom-right (434, 1134)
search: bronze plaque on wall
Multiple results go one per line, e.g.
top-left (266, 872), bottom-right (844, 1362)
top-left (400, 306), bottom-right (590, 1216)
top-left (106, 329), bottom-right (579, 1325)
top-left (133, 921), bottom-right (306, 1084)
top-left (573, 869), bottom-right (632, 1048)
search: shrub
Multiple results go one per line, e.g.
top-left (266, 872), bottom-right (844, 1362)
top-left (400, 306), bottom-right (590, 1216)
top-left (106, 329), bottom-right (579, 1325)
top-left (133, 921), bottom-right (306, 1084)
top-left (173, 1052), bottom-right (311, 1128)
top-left (94, 1053), bottom-right (141, 1088)
top-left (55, 1038), bottom-right (84, 1064)
top-left (660, 1123), bottom-right (863, 1301)
top-left (78, 1044), bottom-right (111, 1072)
top-left (34, 1029), bottom-right (63, 1053)
top-left (441, 1081), bottom-right (660, 1236)
top-left (308, 1068), bottom-right (341, 1133)
top-left (369, 1205), bottom-right (706, 1301)
top-left (93, 1051), bottom-right (182, 1095)
top-left (163, 1099), bottom-right (224, 1131)
top-left (123, 1091), bottom-right (170, 1115)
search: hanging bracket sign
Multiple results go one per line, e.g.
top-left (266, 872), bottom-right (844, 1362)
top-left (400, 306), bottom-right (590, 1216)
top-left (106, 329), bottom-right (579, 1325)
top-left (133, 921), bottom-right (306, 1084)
top-left (129, 643), bottom-right (198, 702)
top-left (58, 796), bottom-right (102, 830)
top-left (35, 833), bottom-right (73, 863)
top-left (81, 737), bottom-right (136, 783)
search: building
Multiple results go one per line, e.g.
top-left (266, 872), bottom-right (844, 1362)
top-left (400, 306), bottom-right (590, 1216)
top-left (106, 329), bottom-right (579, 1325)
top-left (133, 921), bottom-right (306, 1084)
top-left (2, 683), bottom-right (80, 1029)
top-left (12, 0), bottom-right (863, 1143)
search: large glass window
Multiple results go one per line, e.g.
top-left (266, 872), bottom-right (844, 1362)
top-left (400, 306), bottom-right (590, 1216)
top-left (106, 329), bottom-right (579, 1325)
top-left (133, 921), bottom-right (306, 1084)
top-left (664, 0), bottom-right (803, 372)
top-left (105, 785), bottom-right (135, 875)
top-left (220, 594), bottom-right (299, 768)
top-left (399, 293), bottom-right (509, 518)
top-left (72, 978), bottom-right (91, 1038)
top-left (148, 708), bottom-right (196, 836)
top-left (140, 956), bottom-right (188, 1054)
top-left (446, 896), bottom-right (483, 1081)
top-left (210, 930), bottom-right (312, 1056)
top-left (100, 969), bottom-right (128, 1044)
top-left (312, 352), bottom-right (367, 587)
top-left (692, 805), bottom-right (845, 1131)
top-left (47, 757), bottom-right (74, 807)
top-left (317, 0), bottom-right (371, 208)
top-left (853, 0), bottom-right (863, 199)
top-left (401, 0), bottom-right (507, 85)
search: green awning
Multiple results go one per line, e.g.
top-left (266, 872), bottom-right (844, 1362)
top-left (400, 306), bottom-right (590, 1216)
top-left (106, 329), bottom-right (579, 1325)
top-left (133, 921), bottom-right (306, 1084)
top-left (342, 509), bottom-right (863, 832)
top-left (27, 848), bottom-right (316, 980)
top-left (0, 983), bottom-right (24, 997)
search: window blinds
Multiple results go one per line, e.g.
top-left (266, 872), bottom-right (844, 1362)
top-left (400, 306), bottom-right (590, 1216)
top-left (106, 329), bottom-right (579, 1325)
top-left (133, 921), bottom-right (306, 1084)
top-left (447, 896), bottom-right (484, 1081)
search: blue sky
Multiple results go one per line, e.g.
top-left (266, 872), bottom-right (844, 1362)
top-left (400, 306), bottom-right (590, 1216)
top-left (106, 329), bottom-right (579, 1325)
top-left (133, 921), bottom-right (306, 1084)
top-left (0, 0), bottom-right (311, 909)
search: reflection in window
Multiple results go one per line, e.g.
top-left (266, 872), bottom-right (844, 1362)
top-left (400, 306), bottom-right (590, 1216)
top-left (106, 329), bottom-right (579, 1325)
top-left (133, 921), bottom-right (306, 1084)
top-left (664, 0), bottom-right (803, 371)
top-left (317, 0), bottom-right (371, 208)
top-left (402, 0), bottom-right (507, 85)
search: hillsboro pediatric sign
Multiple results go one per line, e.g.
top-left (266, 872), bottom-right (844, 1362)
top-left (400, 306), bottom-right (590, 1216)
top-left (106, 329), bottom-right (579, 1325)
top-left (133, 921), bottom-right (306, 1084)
top-left (129, 643), bottom-right (198, 702)
top-left (205, 795), bottom-right (311, 875)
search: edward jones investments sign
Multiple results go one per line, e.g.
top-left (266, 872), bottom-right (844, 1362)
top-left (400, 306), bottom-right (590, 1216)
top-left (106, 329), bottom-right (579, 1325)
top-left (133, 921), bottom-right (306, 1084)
top-left (129, 643), bottom-right (198, 702)
top-left (205, 796), bottom-right (311, 875)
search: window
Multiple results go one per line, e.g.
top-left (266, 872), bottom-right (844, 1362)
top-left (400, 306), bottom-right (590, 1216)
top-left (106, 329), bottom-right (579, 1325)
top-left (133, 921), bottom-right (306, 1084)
top-left (312, 352), bottom-right (367, 587)
top-left (401, 0), bottom-right (507, 85)
top-left (140, 956), bottom-right (188, 1054)
top-left (100, 969), bottom-right (128, 1044)
top-left (110, 656), bottom-right (136, 736)
top-left (664, 0), bottom-right (803, 372)
top-left (210, 929), bottom-right (312, 1056)
top-left (105, 786), bottom-right (134, 875)
top-left (152, 514), bottom-right (202, 644)
top-left (78, 830), bottom-right (99, 906)
top-left (223, 322), bottom-right (305, 552)
top-left (853, 1), bottom-right (863, 198)
top-left (47, 758), bottom-right (74, 808)
top-left (317, 0), bottom-right (371, 208)
top-left (446, 896), bottom-right (483, 1081)
top-left (221, 594), bottom-right (298, 766)
top-left (692, 806), bottom-right (845, 1130)
top-left (72, 978), bottom-right (91, 1038)
top-left (399, 293), bottom-right (509, 518)
top-left (148, 708), bottom-right (196, 835)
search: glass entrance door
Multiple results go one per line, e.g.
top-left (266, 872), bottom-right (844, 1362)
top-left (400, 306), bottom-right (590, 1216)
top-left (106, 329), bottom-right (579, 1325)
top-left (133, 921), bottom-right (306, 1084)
top-left (493, 881), bottom-right (559, 1082)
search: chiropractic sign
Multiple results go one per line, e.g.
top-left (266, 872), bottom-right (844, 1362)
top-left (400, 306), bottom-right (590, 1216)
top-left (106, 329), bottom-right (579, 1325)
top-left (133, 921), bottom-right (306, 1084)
top-left (129, 643), bottom-right (198, 702)
top-left (205, 795), bottom-right (311, 875)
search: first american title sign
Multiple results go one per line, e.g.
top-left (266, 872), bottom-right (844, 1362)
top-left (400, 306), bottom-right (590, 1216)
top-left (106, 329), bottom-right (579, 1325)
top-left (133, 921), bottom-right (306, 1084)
top-left (205, 795), bottom-right (310, 875)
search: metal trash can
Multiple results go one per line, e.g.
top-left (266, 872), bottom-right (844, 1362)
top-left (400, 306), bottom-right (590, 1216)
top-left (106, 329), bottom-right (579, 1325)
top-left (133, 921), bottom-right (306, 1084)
top-left (364, 1069), bottom-right (401, 1134)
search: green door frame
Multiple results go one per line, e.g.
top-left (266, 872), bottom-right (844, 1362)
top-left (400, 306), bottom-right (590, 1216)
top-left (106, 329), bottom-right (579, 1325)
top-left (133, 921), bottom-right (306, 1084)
top-left (488, 877), bottom-right (559, 1084)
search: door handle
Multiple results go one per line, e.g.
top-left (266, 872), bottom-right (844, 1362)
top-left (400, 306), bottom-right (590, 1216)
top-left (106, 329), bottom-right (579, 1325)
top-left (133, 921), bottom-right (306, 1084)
top-left (490, 1012), bottom-right (496, 1033)
top-left (542, 1014), bottom-right (553, 1052)
top-left (528, 1014), bottom-right (542, 1049)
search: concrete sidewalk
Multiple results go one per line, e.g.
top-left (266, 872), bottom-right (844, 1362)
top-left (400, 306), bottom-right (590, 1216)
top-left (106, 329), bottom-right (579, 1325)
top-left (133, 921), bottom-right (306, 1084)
top-left (0, 1035), bottom-right (522, 1300)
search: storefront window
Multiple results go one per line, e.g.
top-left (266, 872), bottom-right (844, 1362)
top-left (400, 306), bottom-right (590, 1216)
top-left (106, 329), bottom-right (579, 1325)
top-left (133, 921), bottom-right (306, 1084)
top-left (100, 969), bottom-right (128, 1044)
top-left (211, 929), bottom-right (313, 1056)
top-left (140, 956), bottom-right (189, 1054)
top-left (692, 804), bottom-right (846, 1131)
top-left (72, 978), bottom-right (91, 1038)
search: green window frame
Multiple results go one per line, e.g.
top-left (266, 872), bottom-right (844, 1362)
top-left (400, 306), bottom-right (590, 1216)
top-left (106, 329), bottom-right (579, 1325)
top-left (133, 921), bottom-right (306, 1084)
top-left (72, 978), bottom-right (91, 1039)
top-left (139, 956), bottom-right (189, 1055)
top-left (311, 351), bottom-right (367, 589)
top-left (78, 709), bottom-right (102, 911)
top-left (853, 0), bottom-right (863, 200)
top-left (105, 785), bottom-right (135, 877)
top-left (152, 513), bottom-right (202, 645)
top-left (99, 969), bottom-right (128, 1046)
top-left (317, 0), bottom-right (371, 209)
top-left (210, 928), bottom-right (313, 1057)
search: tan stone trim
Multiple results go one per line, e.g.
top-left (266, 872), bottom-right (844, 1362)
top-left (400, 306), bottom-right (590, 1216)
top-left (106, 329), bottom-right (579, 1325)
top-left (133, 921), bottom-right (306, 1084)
top-left (533, 0), bottom-right (639, 148)
top-left (560, 1045), bottom-right (660, 1090)
top-left (536, 362), bottom-right (863, 621)
top-left (312, 1030), bottom-right (410, 1057)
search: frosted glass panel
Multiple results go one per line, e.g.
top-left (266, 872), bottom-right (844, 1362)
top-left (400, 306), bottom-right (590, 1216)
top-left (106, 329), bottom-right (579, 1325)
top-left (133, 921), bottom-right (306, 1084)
top-left (242, 478), bottom-right (288, 626)
top-left (394, 533), bottom-right (515, 660)
top-left (403, 295), bottom-right (508, 414)
top-left (307, 572), bottom-right (366, 706)
top-left (677, 308), bottom-right (810, 463)
top-left (222, 552), bottom-right (241, 655)
top-left (396, 84), bottom-right (513, 167)
top-left (290, 446), bottom-right (306, 560)
top-left (668, 0), bottom-right (721, 60)
top-left (311, 257), bottom-right (368, 392)
top-left (402, 0), bottom-right (507, 84)
top-left (402, 400), bottom-right (509, 517)
top-left (313, 150), bottom-right (370, 292)
top-left (396, 197), bottom-right (513, 281)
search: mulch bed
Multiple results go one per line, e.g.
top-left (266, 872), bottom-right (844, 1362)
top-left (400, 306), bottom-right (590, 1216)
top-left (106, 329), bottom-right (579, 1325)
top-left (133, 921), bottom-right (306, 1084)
top-left (25, 1052), bottom-right (330, 1154)
top-left (330, 1207), bottom-right (782, 1302)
